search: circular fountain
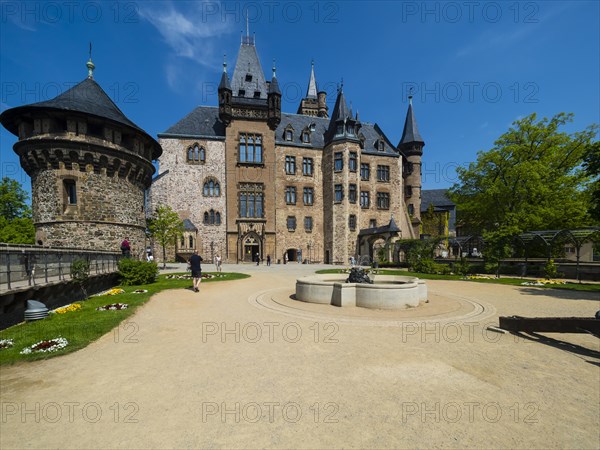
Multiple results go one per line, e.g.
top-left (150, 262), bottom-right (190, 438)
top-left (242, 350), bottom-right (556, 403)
top-left (296, 268), bottom-right (427, 310)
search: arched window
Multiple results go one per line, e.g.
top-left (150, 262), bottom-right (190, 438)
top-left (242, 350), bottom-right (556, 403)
top-left (187, 144), bottom-right (205, 163)
top-left (189, 236), bottom-right (194, 248)
top-left (180, 236), bottom-right (184, 247)
top-left (210, 209), bottom-right (215, 224)
top-left (216, 212), bottom-right (221, 225)
top-left (204, 212), bottom-right (209, 224)
top-left (203, 178), bottom-right (221, 197)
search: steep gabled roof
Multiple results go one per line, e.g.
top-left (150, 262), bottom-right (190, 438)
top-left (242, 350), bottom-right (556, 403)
top-left (231, 43), bottom-right (268, 99)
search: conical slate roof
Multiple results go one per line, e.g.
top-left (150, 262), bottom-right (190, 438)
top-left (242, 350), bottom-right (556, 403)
top-left (1, 77), bottom-right (161, 159)
top-left (269, 75), bottom-right (281, 95)
top-left (399, 101), bottom-right (424, 145)
top-left (219, 70), bottom-right (231, 90)
top-left (329, 89), bottom-right (352, 123)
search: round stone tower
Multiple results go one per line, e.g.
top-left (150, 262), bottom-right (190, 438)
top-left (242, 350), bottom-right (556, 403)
top-left (0, 58), bottom-right (162, 254)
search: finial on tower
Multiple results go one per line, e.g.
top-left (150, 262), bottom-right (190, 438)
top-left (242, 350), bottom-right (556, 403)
top-left (408, 87), bottom-right (414, 105)
top-left (223, 53), bottom-right (227, 73)
top-left (272, 59), bottom-right (277, 78)
top-left (86, 42), bottom-right (95, 79)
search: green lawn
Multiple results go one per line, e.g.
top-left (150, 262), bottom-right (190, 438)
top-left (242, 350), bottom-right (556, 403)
top-left (315, 268), bottom-right (600, 292)
top-left (0, 272), bottom-right (249, 366)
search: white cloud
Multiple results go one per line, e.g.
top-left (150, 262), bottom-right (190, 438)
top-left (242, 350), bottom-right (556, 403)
top-left (138, 1), bottom-right (233, 90)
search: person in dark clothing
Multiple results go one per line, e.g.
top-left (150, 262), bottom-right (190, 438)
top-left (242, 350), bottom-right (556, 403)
top-left (266, 255), bottom-right (271, 266)
top-left (189, 251), bottom-right (203, 292)
top-left (120, 238), bottom-right (131, 257)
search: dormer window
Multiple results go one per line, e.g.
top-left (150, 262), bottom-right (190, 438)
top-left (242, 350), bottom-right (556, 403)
top-left (347, 124), bottom-right (355, 136)
top-left (254, 91), bottom-right (261, 98)
top-left (302, 132), bottom-right (310, 143)
top-left (245, 74), bottom-right (253, 82)
top-left (336, 124), bottom-right (343, 136)
top-left (285, 130), bottom-right (293, 141)
top-left (238, 89), bottom-right (246, 96)
top-left (309, 123), bottom-right (316, 132)
top-left (377, 139), bottom-right (385, 151)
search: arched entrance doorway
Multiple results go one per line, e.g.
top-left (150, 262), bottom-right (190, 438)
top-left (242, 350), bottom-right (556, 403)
top-left (285, 248), bottom-right (297, 263)
top-left (242, 233), bottom-right (261, 263)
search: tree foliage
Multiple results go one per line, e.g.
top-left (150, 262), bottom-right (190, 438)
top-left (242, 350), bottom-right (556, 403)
top-left (450, 113), bottom-right (597, 235)
top-left (583, 141), bottom-right (600, 222)
top-left (147, 204), bottom-right (184, 268)
top-left (0, 177), bottom-right (35, 244)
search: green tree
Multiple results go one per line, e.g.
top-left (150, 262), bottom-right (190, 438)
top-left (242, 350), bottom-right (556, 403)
top-left (450, 113), bottom-right (597, 236)
top-left (0, 177), bottom-right (35, 244)
top-left (147, 205), bottom-right (184, 269)
top-left (583, 141), bottom-right (600, 222)
top-left (0, 177), bottom-right (31, 219)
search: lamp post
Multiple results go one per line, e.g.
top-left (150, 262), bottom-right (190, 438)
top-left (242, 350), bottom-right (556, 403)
top-left (307, 241), bottom-right (312, 264)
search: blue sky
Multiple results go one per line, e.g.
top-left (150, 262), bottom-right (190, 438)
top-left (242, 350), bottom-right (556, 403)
top-left (1, 1), bottom-right (599, 198)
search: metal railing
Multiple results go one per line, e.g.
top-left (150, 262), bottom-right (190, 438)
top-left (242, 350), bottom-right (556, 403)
top-left (0, 244), bottom-right (121, 293)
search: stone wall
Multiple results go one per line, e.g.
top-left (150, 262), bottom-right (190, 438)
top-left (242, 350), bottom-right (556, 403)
top-left (32, 161), bottom-right (147, 252)
top-left (148, 138), bottom-right (227, 263)
top-left (275, 144), bottom-right (325, 263)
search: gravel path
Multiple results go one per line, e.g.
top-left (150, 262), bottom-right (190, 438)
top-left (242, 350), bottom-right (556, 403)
top-left (1, 265), bottom-right (598, 449)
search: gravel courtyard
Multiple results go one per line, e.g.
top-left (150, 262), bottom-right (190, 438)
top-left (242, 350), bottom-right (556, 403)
top-left (1, 264), bottom-right (598, 449)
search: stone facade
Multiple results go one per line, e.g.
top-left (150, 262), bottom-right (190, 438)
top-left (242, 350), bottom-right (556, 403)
top-left (147, 138), bottom-right (226, 262)
top-left (149, 40), bottom-right (424, 264)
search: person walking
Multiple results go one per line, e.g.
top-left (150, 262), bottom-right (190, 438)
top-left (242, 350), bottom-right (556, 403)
top-left (215, 255), bottom-right (222, 272)
top-left (189, 250), bottom-right (203, 293)
top-left (266, 255), bottom-right (271, 266)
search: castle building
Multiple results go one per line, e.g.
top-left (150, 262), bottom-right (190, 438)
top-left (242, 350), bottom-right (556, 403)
top-left (150, 35), bottom-right (425, 264)
top-left (0, 57), bottom-right (161, 254)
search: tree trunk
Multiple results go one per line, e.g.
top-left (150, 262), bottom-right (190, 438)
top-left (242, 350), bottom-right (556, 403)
top-left (162, 245), bottom-right (166, 269)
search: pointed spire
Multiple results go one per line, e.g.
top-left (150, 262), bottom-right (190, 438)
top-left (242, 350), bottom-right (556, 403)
top-left (355, 110), bottom-right (359, 121)
top-left (306, 60), bottom-right (318, 99)
top-left (86, 42), bottom-right (95, 79)
top-left (399, 96), bottom-right (424, 146)
top-left (268, 59), bottom-right (281, 95)
top-left (219, 53), bottom-right (231, 90)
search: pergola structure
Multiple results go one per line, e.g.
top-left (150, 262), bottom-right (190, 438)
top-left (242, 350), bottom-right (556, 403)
top-left (448, 235), bottom-right (484, 258)
top-left (514, 227), bottom-right (600, 281)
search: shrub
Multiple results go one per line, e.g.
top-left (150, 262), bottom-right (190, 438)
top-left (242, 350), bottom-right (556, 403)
top-left (544, 259), bottom-right (561, 279)
top-left (70, 258), bottom-right (90, 298)
top-left (452, 258), bottom-right (471, 276)
top-left (118, 259), bottom-right (158, 285)
top-left (413, 258), bottom-right (451, 275)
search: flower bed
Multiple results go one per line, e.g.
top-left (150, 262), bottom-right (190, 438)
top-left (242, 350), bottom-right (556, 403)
top-left (54, 303), bottom-right (82, 314)
top-left (522, 279), bottom-right (567, 286)
top-left (96, 303), bottom-right (129, 311)
top-left (0, 339), bottom-right (14, 350)
top-left (464, 275), bottom-right (494, 280)
top-left (20, 337), bottom-right (68, 355)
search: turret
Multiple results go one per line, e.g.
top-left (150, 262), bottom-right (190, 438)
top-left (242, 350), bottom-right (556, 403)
top-left (317, 90), bottom-right (328, 118)
top-left (324, 84), bottom-right (361, 146)
top-left (267, 61), bottom-right (281, 130)
top-left (398, 94), bottom-right (425, 229)
top-left (218, 55), bottom-right (232, 126)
